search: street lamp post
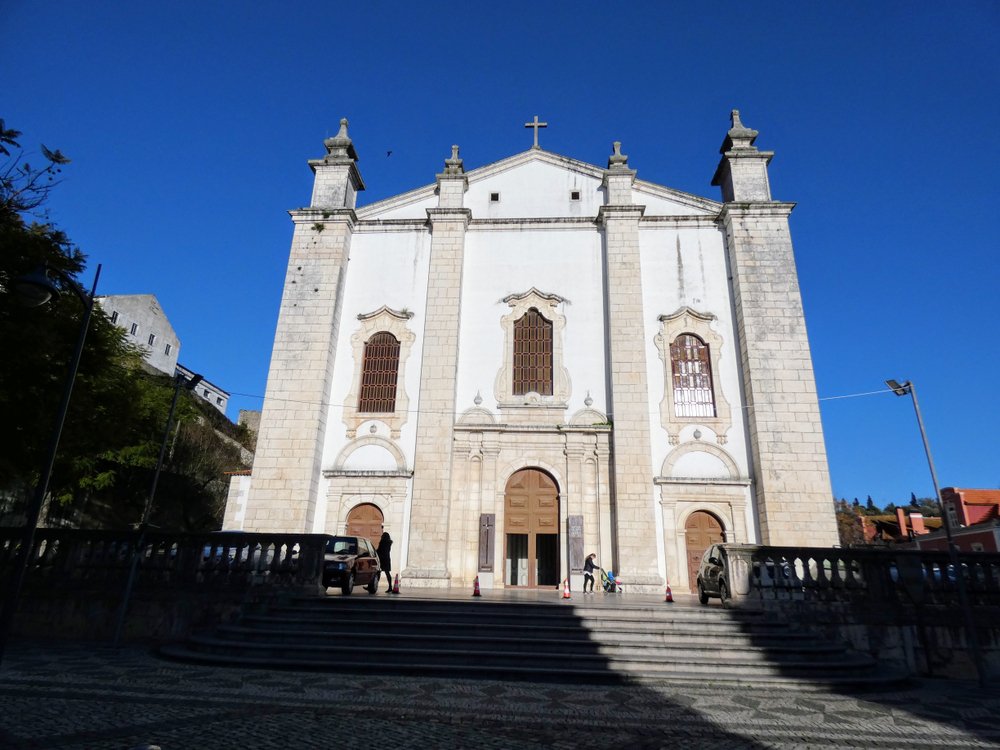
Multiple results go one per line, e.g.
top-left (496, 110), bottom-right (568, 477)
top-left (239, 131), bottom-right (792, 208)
top-left (112, 369), bottom-right (202, 646)
top-left (0, 264), bottom-right (102, 667)
top-left (885, 378), bottom-right (987, 686)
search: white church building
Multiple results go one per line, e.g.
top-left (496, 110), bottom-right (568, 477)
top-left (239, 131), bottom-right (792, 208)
top-left (224, 111), bottom-right (839, 593)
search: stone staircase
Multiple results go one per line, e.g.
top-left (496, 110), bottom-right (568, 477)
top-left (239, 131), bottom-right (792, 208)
top-left (159, 594), bottom-right (907, 689)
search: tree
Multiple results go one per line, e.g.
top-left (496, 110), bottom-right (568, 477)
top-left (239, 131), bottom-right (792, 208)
top-left (0, 119), bottom-right (70, 220)
top-left (910, 492), bottom-right (919, 508)
top-left (0, 120), bottom-right (250, 531)
top-left (865, 495), bottom-right (879, 514)
top-left (834, 499), bottom-right (865, 546)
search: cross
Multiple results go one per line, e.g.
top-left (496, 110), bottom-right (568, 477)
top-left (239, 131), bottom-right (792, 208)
top-left (524, 115), bottom-right (548, 149)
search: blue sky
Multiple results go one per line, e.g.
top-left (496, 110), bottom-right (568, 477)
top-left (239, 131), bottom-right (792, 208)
top-left (2, 2), bottom-right (997, 506)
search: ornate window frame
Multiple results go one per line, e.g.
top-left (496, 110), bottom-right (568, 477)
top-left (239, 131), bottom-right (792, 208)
top-left (494, 288), bottom-right (571, 417)
top-left (343, 306), bottom-right (415, 438)
top-left (654, 307), bottom-right (731, 444)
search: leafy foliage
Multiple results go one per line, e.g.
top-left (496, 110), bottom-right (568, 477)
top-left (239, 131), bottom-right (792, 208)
top-left (0, 120), bottom-right (249, 531)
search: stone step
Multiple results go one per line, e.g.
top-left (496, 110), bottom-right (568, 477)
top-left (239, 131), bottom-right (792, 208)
top-left (160, 594), bottom-right (902, 689)
top-left (255, 610), bottom-right (789, 635)
top-left (165, 635), bottom-right (876, 676)
top-left (214, 624), bottom-right (849, 659)
top-left (158, 642), bottom-right (905, 691)
top-left (240, 609), bottom-right (815, 644)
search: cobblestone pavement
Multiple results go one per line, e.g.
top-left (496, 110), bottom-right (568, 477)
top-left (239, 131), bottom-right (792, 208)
top-left (0, 641), bottom-right (997, 749)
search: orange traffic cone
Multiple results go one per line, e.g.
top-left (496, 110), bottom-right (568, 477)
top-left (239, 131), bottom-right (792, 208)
top-left (664, 579), bottom-right (674, 603)
top-left (561, 578), bottom-right (572, 600)
top-left (472, 575), bottom-right (481, 597)
top-left (392, 573), bottom-right (400, 594)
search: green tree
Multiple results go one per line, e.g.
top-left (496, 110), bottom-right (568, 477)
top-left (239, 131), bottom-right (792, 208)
top-left (1, 121), bottom-right (249, 531)
top-left (864, 495), bottom-right (880, 514)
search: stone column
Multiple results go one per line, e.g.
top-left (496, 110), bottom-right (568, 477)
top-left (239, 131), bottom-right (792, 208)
top-left (404, 146), bottom-right (470, 586)
top-left (598, 142), bottom-right (663, 592)
top-left (712, 111), bottom-right (839, 546)
top-left (241, 120), bottom-right (364, 532)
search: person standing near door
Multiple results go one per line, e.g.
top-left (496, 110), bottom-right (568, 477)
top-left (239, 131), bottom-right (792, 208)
top-left (583, 552), bottom-right (598, 593)
top-left (377, 531), bottom-right (393, 593)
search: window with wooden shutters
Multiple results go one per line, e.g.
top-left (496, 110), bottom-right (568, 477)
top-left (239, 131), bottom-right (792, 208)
top-left (513, 308), bottom-right (553, 395)
top-left (670, 334), bottom-right (716, 418)
top-left (359, 332), bottom-right (400, 412)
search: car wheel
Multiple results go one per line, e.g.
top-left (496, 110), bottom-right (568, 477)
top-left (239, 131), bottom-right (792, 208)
top-left (719, 579), bottom-right (730, 606)
top-left (366, 573), bottom-right (378, 594)
top-left (697, 580), bottom-right (709, 605)
top-left (341, 570), bottom-right (355, 596)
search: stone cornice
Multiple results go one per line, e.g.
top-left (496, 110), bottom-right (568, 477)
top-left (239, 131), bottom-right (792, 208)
top-left (596, 204), bottom-right (646, 225)
top-left (718, 202), bottom-right (795, 220)
top-left (654, 476), bottom-right (752, 487)
top-left (425, 207), bottom-right (473, 227)
top-left (453, 422), bottom-right (612, 435)
top-left (322, 469), bottom-right (414, 479)
top-left (288, 207), bottom-right (357, 227)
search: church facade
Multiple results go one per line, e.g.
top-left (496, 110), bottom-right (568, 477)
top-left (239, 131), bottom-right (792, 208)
top-left (224, 111), bottom-right (839, 593)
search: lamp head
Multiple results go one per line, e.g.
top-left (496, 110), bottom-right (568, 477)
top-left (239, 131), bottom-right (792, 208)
top-left (184, 374), bottom-right (204, 391)
top-left (12, 267), bottom-right (60, 307)
top-left (885, 379), bottom-right (910, 397)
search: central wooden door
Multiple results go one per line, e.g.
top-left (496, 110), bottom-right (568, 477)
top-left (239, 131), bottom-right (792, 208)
top-left (504, 469), bottom-right (559, 588)
top-left (685, 510), bottom-right (725, 589)
top-left (346, 503), bottom-right (384, 544)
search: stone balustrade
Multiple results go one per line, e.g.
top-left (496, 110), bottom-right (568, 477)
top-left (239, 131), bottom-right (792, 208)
top-left (718, 543), bottom-right (1000, 609)
top-left (0, 528), bottom-right (330, 641)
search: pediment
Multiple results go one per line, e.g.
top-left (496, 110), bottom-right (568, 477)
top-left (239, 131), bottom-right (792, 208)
top-left (355, 149), bottom-right (720, 221)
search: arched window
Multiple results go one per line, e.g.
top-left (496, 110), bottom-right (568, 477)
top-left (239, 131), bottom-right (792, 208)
top-left (670, 334), bottom-right (716, 418)
top-left (359, 332), bottom-right (400, 412)
top-left (513, 308), bottom-right (553, 395)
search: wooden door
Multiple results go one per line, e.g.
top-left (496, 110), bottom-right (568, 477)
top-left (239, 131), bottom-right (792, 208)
top-left (346, 503), bottom-right (384, 544)
top-left (685, 511), bottom-right (724, 589)
top-left (504, 469), bottom-right (559, 588)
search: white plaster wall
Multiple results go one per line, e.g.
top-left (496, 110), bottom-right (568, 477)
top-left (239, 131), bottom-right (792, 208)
top-left (467, 160), bottom-right (605, 219)
top-left (457, 227), bottom-right (607, 417)
top-left (638, 226), bottom-right (750, 472)
top-left (671, 451), bottom-right (731, 478)
top-left (321, 230), bottom-right (432, 472)
top-left (633, 187), bottom-right (712, 216)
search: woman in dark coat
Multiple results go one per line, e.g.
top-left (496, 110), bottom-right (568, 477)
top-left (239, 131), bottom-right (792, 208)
top-left (376, 531), bottom-right (393, 593)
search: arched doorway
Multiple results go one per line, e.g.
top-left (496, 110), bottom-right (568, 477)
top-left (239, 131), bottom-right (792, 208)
top-left (346, 503), bottom-right (384, 542)
top-left (504, 468), bottom-right (559, 588)
top-left (685, 510), bottom-right (725, 589)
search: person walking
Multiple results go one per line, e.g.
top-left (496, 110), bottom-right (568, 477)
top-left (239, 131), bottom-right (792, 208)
top-left (583, 552), bottom-right (598, 593)
top-left (377, 531), bottom-right (393, 593)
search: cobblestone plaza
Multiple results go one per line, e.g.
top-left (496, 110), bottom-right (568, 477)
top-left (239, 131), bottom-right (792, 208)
top-left (1, 640), bottom-right (997, 749)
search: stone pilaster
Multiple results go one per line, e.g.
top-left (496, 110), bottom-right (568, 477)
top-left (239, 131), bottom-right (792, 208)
top-left (598, 142), bottom-right (663, 592)
top-left (242, 120), bottom-right (363, 532)
top-left (404, 146), bottom-right (470, 586)
top-left (712, 111), bottom-right (839, 547)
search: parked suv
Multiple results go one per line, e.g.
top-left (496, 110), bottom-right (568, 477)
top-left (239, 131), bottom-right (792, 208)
top-left (323, 536), bottom-right (381, 595)
top-left (696, 544), bottom-right (729, 604)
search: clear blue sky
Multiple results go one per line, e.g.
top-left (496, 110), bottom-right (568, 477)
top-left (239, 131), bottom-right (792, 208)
top-left (2, 2), bottom-right (997, 506)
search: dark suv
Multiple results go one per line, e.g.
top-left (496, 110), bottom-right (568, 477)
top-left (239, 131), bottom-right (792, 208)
top-left (323, 536), bottom-right (381, 595)
top-left (695, 544), bottom-right (729, 604)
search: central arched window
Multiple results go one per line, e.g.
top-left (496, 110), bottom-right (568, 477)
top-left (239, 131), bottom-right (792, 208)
top-left (359, 332), bottom-right (400, 412)
top-left (513, 308), bottom-right (553, 395)
top-left (670, 333), bottom-right (716, 418)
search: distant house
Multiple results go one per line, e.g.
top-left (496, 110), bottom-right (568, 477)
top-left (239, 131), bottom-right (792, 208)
top-left (96, 294), bottom-right (179, 375)
top-left (910, 488), bottom-right (1000, 553)
top-left (176, 363), bottom-right (229, 416)
top-left (98, 293), bottom-right (229, 417)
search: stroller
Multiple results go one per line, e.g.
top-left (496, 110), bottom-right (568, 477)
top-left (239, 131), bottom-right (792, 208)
top-left (600, 568), bottom-right (623, 594)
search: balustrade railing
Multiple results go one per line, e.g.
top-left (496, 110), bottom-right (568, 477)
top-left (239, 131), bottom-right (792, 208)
top-left (720, 543), bottom-right (1000, 608)
top-left (0, 528), bottom-right (328, 593)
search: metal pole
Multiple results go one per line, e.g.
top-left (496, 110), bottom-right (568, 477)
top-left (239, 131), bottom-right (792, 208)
top-left (0, 265), bottom-right (101, 668)
top-left (112, 373), bottom-right (184, 646)
top-left (906, 382), bottom-right (987, 687)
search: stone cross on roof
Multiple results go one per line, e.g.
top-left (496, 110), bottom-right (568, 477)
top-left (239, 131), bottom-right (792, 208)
top-left (524, 115), bottom-right (548, 149)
